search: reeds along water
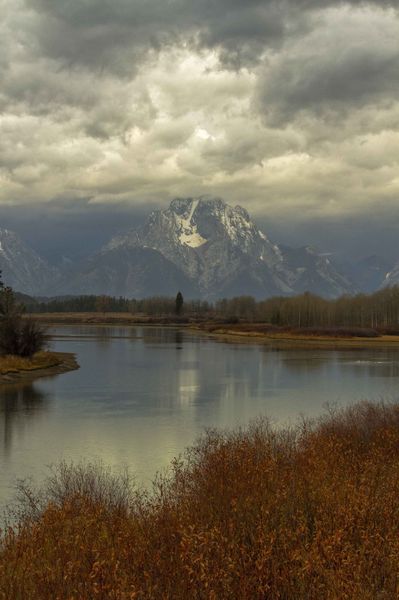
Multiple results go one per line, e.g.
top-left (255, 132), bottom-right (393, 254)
top-left (1, 400), bottom-right (399, 599)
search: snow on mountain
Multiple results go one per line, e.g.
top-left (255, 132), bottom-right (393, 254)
top-left (175, 199), bottom-right (207, 248)
top-left (383, 261), bottom-right (399, 289)
top-left (104, 198), bottom-right (352, 299)
top-left (0, 199), bottom-right (364, 299)
top-left (106, 197), bottom-right (290, 298)
top-left (0, 228), bottom-right (57, 295)
top-left (108, 197), bottom-right (281, 262)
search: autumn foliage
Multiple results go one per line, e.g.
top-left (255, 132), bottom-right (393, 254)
top-left (1, 401), bottom-right (399, 599)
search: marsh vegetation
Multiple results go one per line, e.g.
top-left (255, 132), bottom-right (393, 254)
top-left (1, 401), bottom-right (399, 599)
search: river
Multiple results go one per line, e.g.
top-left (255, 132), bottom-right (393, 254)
top-left (1, 325), bottom-right (399, 512)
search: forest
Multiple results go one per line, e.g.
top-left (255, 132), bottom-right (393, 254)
top-left (26, 286), bottom-right (399, 330)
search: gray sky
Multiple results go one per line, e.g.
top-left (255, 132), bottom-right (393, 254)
top-left (1, 0), bottom-right (398, 262)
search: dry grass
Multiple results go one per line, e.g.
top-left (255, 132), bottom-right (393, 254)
top-left (0, 351), bottom-right (62, 375)
top-left (200, 323), bottom-right (382, 338)
top-left (2, 401), bottom-right (399, 599)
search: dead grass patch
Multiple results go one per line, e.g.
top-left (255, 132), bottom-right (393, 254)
top-left (0, 351), bottom-right (62, 375)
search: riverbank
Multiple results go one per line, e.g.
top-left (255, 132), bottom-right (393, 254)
top-left (29, 313), bottom-right (399, 346)
top-left (1, 400), bottom-right (399, 599)
top-left (29, 312), bottom-right (192, 326)
top-left (0, 351), bottom-right (79, 384)
top-left (191, 322), bottom-right (399, 347)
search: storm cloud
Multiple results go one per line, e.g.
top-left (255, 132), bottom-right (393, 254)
top-left (0, 0), bottom-right (398, 260)
top-left (258, 7), bottom-right (399, 123)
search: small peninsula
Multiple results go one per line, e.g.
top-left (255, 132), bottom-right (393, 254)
top-left (0, 351), bottom-right (79, 385)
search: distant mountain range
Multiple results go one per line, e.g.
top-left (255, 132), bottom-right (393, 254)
top-left (0, 198), bottom-right (396, 299)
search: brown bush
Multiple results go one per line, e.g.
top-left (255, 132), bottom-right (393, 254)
top-left (2, 401), bottom-right (399, 599)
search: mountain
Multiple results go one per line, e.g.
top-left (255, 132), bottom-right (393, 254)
top-left (0, 229), bottom-right (56, 295)
top-left (55, 246), bottom-right (199, 298)
top-left (279, 246), bottom-right (353, 298)
top-left (99, 197), bottom-right (353, 299)
top-left (0, 199), bottom-right (387, 299)
top-left (107, 198), bottom-right (291, 299)
top-left (383, 260), bottom-right (399, 289)
top-left (354, 255), bottom-right (392, 293)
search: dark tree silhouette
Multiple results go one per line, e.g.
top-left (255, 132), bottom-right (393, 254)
top-left (175, 291), bottom-right (184, 316)
top-left (0, 278), bottom-right (46, 357)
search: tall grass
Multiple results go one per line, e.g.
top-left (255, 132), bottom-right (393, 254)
top-left (2, 401), bottom-right (399, 599)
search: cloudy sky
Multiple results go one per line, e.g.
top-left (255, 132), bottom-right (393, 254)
top-left (1, 0), bottom-right (398, 262)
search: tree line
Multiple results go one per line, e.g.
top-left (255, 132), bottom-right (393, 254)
top-left (255, 287), bottom-right (399, 330)
top-left (23, 286), bottom-right (399, 330)
top-left (28, 295), bottom-right (213, 316)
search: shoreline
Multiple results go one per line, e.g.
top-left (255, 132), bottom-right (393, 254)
top-left (190, 324), bottom-right (399, 348)
top-left (28, 312), bottom-right (399, 348)
top-left (29, 312), bottom-right (190, 326)
top-left (191, 328), bottom-right (399, 348)
top-left (0, 352), bottom-right (79, 385)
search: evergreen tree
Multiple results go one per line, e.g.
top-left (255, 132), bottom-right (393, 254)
top-left (175, 291), bottom-right (184, 316)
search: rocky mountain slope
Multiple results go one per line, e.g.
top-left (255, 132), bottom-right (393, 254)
top-left (105, 198), bottom-right (291, 299)
top-left (0, 229), bottom-right (56, 295)
top-left (78, 197), bottom-right (353, 299)
top-left (58, 246), bottom-right (199, 298)
top-left (279, 246), bottom-right (353, 298)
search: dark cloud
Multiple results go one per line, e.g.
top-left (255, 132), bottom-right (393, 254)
top-left (0, 0), bottom-right (398, 261)
top-left (23, 0), bottom-right (397, 72)
top-left (23, 0), bottom-right (283, 73)
top-left (257, 7), bottom-right (399, 124)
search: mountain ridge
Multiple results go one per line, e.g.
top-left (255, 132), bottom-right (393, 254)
top-left (0, 198), bottom-right (396, 299)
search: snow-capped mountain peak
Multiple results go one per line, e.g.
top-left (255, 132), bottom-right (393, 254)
top-left (98, 197), bottom-right (356, 299)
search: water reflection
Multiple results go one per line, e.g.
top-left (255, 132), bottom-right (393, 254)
top-left (0, 383), bottom-right (49, 455)
top-left (273, 346), bottom-right (399, 378)
top-left (141, 327), bottom-right (188, 345)
top-left (51, 325), bottom-right (141, 340)
top-left (1, 326), bottom-right (399, 512)
top-left (174, 330), bottom-right (183, 349)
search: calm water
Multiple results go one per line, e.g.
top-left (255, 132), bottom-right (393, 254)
top-left (1, 325), bottom-right (399, 511)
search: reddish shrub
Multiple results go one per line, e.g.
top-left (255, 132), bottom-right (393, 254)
top-left (1, 402), bottom-right (399, 599)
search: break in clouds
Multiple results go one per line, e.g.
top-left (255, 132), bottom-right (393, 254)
top-left (0, 0), bottom-right (399, 227)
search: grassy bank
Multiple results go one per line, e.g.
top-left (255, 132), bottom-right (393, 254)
top-left (194, 322), bottom-right (399, 346)
top-left (0, 351), bottom-right (79, 383)
top-left (0, 351), bottom-right (63, 375)
top-left (1, 401), bottom-right (399, 599)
